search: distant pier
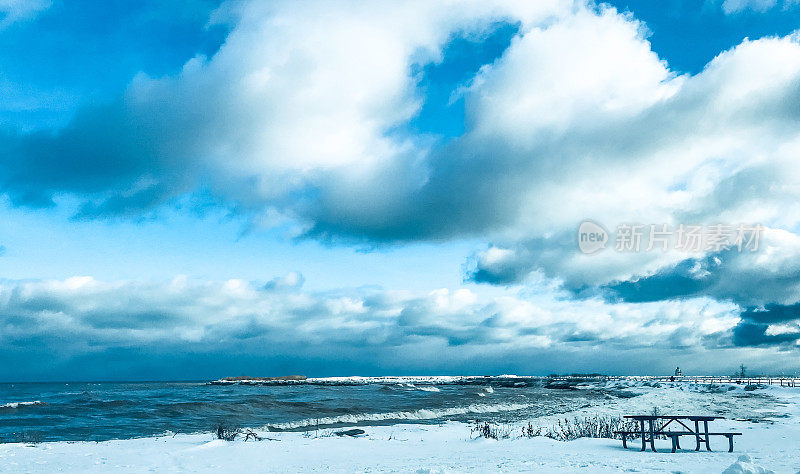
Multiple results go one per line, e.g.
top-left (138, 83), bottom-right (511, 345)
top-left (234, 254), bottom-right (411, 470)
top-left (548, 375), bottom-right (800, 387)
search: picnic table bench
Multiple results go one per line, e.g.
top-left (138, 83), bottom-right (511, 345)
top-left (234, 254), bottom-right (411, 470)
top-left (614, 415), bottom-right (741, 453)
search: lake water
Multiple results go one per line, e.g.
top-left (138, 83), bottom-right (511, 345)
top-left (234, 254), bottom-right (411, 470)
top-left (0, 377), bottom-right (781, 443)
top-left (0, 378), bottom-right (613, 442)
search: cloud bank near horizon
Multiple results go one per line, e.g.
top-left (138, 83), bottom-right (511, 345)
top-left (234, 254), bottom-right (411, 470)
top-left (6, 275), bottom-right (790, 380)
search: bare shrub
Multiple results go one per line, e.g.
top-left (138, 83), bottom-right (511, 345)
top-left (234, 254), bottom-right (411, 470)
top-left (522, 422), bottom-right (542, 438)
top-left (537, 416), bottom-right (640, 441)
top-left (243, 429), bottom-right (263, 441)
top-left (477, 416), bottom-right (641, 442)
top-left (472, 421), bottom-right (512, 439)
top-left (215, 423), bottom-right (241, 441)
top-left (650, 407), bottom-right (667, 434)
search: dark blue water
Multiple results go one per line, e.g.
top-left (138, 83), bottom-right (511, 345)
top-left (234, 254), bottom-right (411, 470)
top-left (0, 380), bottom-right (608, 443)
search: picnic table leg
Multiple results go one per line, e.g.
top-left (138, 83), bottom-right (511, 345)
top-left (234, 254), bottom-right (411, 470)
top-left (670, 435), bottom-right (677, 453)
top-left (621, 432), bottom-right (627, 449)
top-left (640, 420), bottom-right (646, 452)
top-left (703, 420), bottom-right (711, 451)
top-left (726, 434), bottom-right (734, 453)
top-left (694, 420), bottom-right (701, 451)
top-left (675, 435), bottom-right (681, 450)
top-left (648, 420), bottom-right (656, 452)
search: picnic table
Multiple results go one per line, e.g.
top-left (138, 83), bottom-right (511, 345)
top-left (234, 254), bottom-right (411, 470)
top-left (616, 415), bottom-right (741, 453)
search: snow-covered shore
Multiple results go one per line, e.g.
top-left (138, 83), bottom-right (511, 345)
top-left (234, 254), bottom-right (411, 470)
top-left (1, 384), bottom-right (798, 473)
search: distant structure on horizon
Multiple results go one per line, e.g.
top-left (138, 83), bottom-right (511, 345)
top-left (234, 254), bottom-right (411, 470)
top-left (674, 367), bottom-right (682, 377)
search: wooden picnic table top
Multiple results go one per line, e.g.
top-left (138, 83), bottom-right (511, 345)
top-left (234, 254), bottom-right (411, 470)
top-left (623, 415), bottom-right (724, 421)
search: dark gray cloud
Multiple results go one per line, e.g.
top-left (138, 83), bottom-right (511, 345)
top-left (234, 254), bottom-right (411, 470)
top-left (0, 103), bottom-right (193, 213)
top-left (603, 249), bottom-right (800, 347)
top-left (740, 303), bottom-right (800, 324)
top-left (604, 236), bottom-right (800, 308)
top-left (732, 321), bottom-right (800, 347)
top-left (471, 227), bottom-right (800, 315)
top-left (605, 254), bottom-right (727, 303)
top-left (467, 231), bottom-right (800, 349)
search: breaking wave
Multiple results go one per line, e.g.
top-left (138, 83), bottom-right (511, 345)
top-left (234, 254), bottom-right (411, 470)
top-left (265, 402), bottom-right (535, 430)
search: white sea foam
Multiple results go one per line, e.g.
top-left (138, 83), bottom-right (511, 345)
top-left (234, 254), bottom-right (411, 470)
top-left (265, 402), bottom-right (535, 430)
top-left (303, 375), bottom-right (521, 385)
top-left (1, 400), bottom-right (44, 409)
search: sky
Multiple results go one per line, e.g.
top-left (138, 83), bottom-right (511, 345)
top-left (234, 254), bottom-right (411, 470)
top-left (2, 0), bottom-right (800, 381)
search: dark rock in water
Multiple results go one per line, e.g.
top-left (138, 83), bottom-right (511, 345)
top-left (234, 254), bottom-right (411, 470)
top-left (225, 375), bottom-right (306, 381)
top-left (209, 375), bottom-right (307, 385)
top-left (612, 391), bottom-right (638, 399)
top-left (335, 429), bottom-right (366, 437)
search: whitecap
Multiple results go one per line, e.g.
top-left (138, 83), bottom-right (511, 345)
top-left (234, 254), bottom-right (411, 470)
top-left (265, 402), bottom-right (535, 430)
top-left (1, 401), bottom-right (45, 409)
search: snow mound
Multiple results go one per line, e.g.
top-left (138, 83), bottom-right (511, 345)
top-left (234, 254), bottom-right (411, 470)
top-left (722, 455), bottom-right (775, 474)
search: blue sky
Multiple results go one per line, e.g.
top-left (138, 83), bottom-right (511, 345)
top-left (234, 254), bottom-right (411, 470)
top-left (2, 0), bottom-right (800, 381)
